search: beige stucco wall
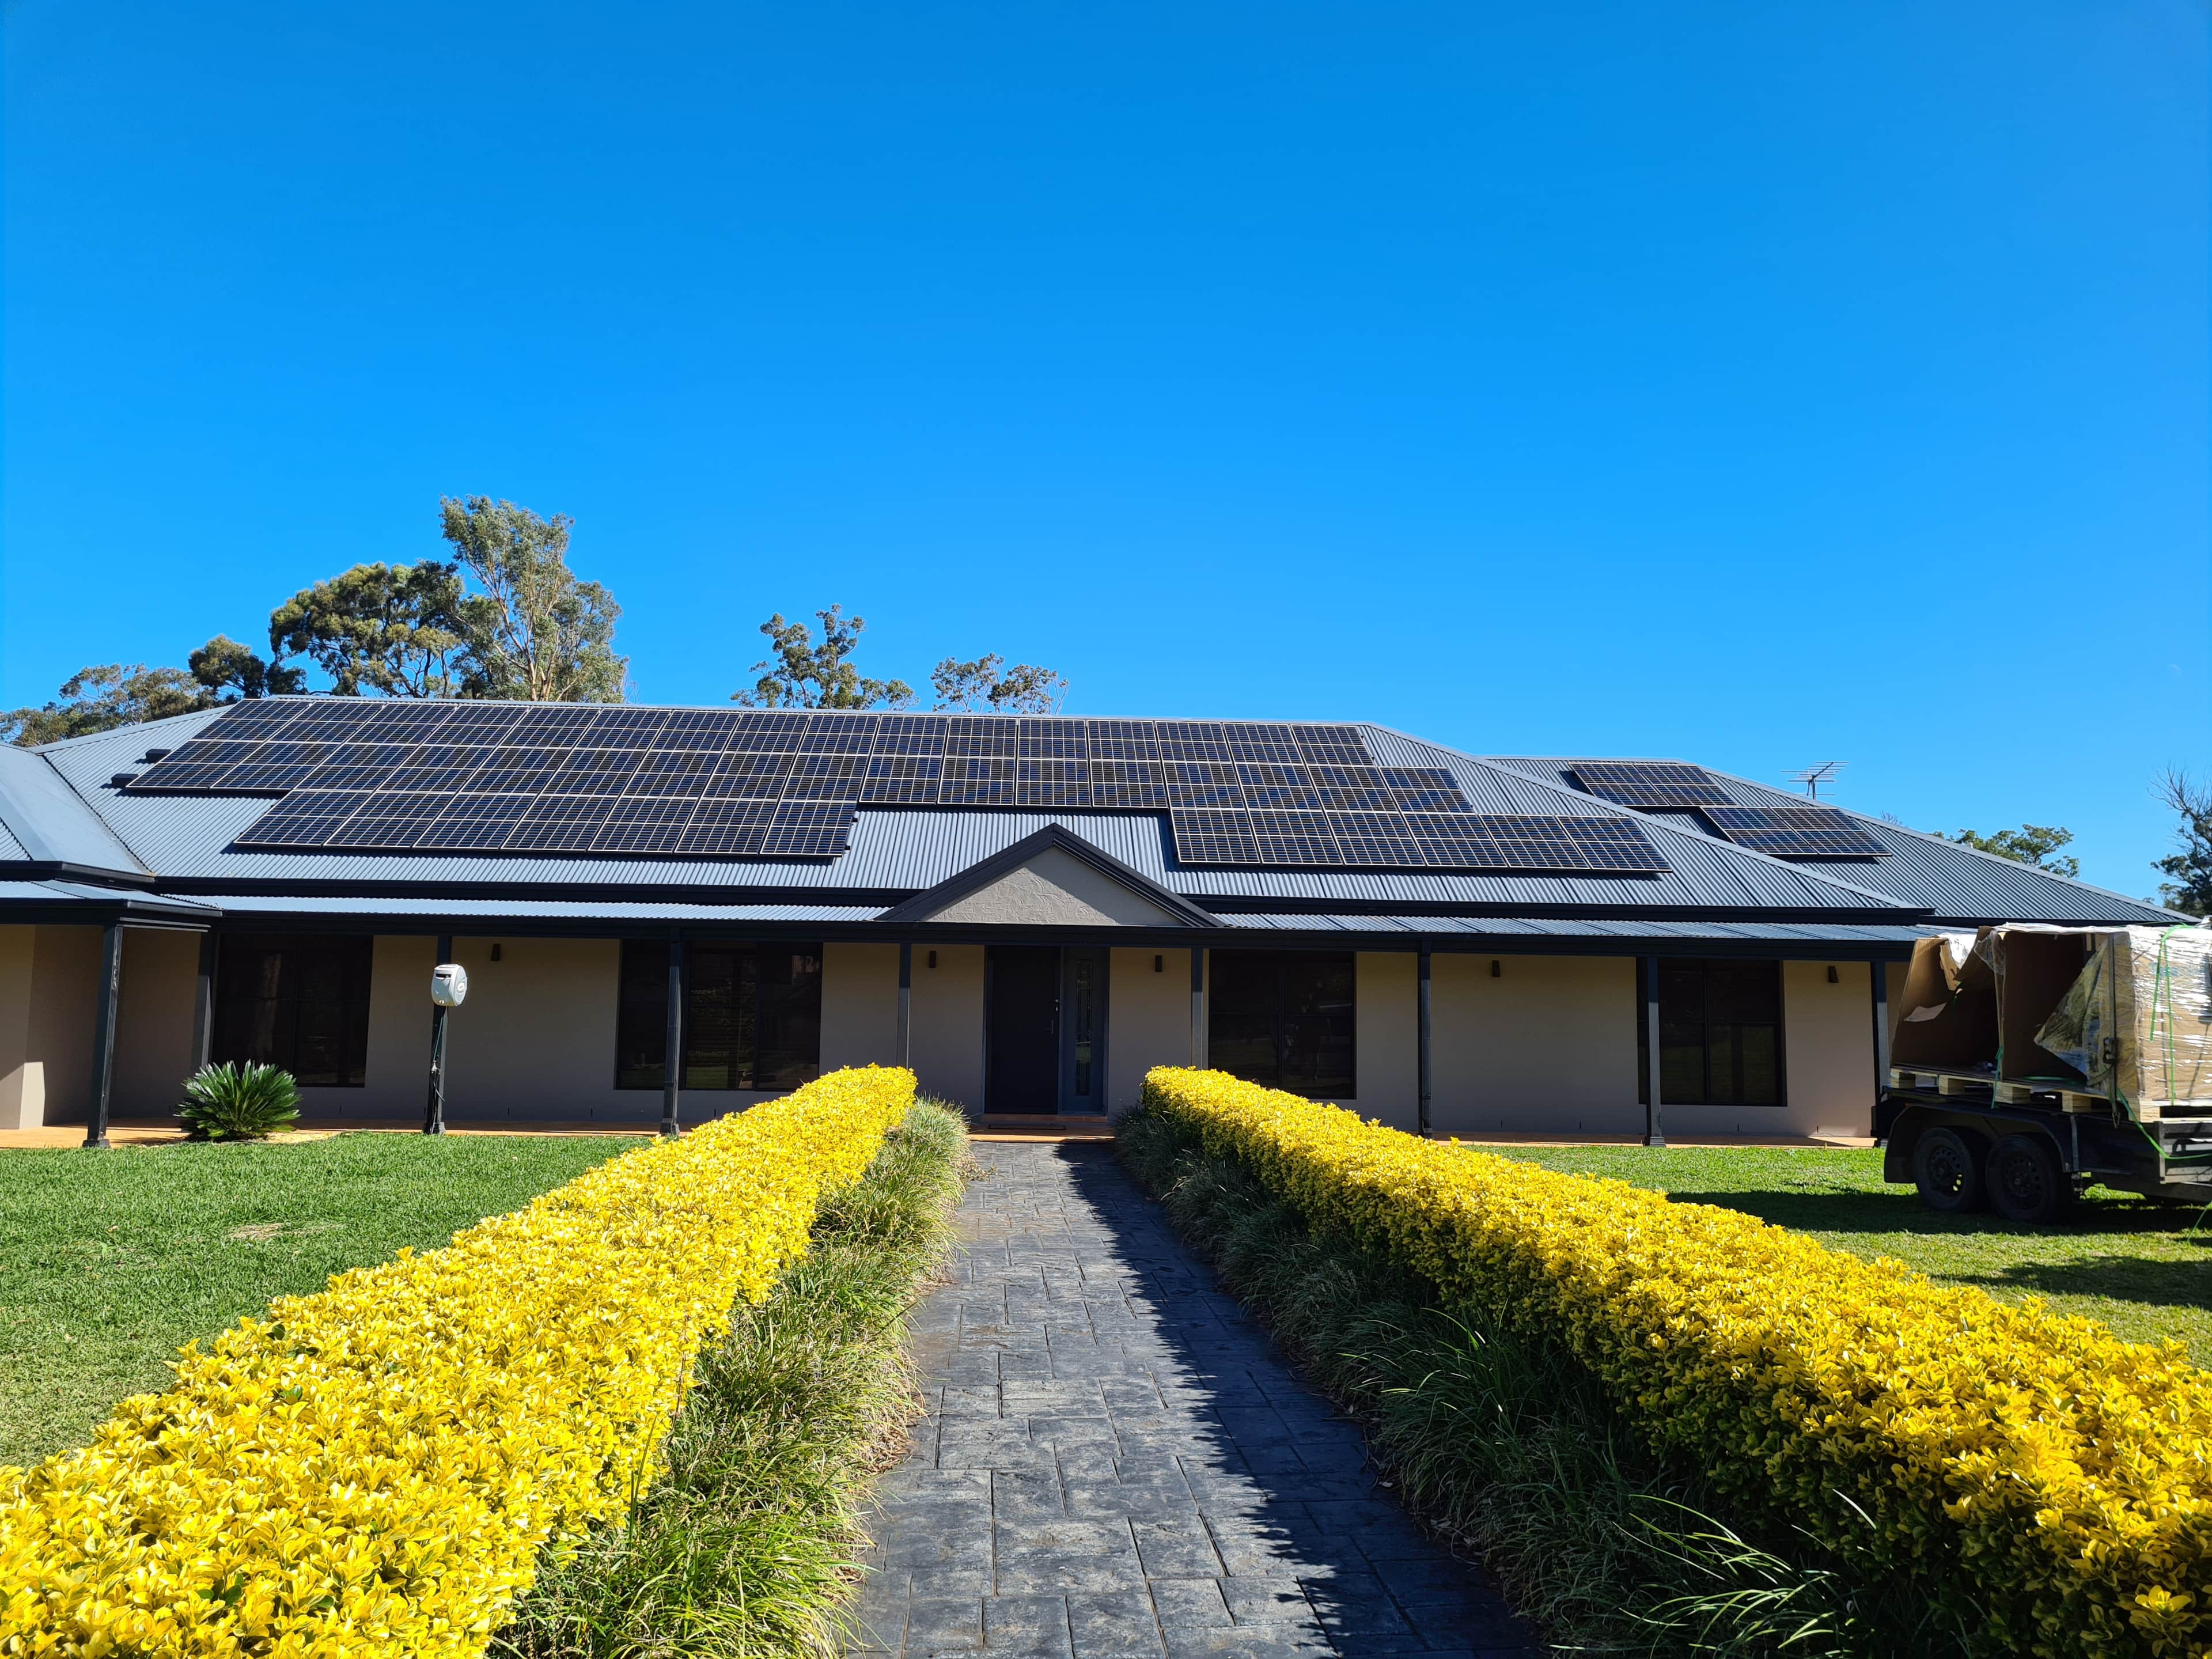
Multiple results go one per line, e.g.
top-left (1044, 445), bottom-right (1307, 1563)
top-left (0, 926), bottom-right (39, 1130)
top-left (909, 944), bottom-right (984, 1111)
top-left (1354, 950), bottom-right (1418, 1130)
top-left (1429, 954), bottom-right (1642, 1137)
top-left (111, 929), bottom-right (200, 1119)
top-left (925, 849), bottom-right (1187, 927)
top-left (1664, 960), bottom-right (1876, 1138)
top-left (306, 934), bottom-right (797, 1125)
top-left (14, 926), bottom-right (101, 1126)
top-left (821, 942), bottom-right (899, 1074)
top-left (1108, 946), bottom-right (1196, 1116)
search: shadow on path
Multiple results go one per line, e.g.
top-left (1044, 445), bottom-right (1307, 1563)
top-left (853, 1142), bottom-right (1536, 1659)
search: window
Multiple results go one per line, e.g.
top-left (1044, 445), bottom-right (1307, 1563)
top-left (1210, 949), bottom-right (1355, 1100)
top-left (616, 941), bottom-right (824, 1091)
top-left (1656, 959), bottom-right (1783, 1105)
top-left (213, 933), bottom-right (374, 1086)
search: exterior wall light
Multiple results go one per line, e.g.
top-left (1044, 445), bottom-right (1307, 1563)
top-left (927, 950), bottom-right (938, 969)
top-left (1491, 960), bottom-right (1502, 978)
top-left (1827, 964), bottom-right (1839, 983)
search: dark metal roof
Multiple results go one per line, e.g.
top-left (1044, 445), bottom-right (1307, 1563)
top-left (0, 739), bottom-right (153, 881)
top-left (1495, 755), bottom-right (2184, 926)
top-left (9, 703), bottom-right (2169, 931)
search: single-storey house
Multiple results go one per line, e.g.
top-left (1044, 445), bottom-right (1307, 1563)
top-left (0, 699), bottom-right (2181, 1142)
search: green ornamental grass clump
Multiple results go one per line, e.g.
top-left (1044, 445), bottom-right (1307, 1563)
top-left (177, 1060), bottom-right (301, 1140)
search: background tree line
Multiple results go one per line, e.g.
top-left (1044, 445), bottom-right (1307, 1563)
top-left (4, 493), bottom-right (2201, 912)
top-left (1, 497), bottom-right (1069, 745)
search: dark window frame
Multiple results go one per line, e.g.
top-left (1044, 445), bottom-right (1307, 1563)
top-left (1208, 948), bottom-right (1357, 1101)
top-left (615, 940), bottom-right (824, 1093)
top-left (212, 933), bottom-right (374, 1087)
top-left (1643, 957), bottom-right (1786, 1107)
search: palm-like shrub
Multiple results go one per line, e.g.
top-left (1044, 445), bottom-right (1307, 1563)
top-left (177, 1061), bottom-right (301, 1140)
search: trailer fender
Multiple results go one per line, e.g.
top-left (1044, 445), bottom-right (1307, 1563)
top-left (1882, 1102), bottom-right (2073, 1184)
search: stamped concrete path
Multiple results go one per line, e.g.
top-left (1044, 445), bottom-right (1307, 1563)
top-left (853, 1142), bottom-right (1539, 1659)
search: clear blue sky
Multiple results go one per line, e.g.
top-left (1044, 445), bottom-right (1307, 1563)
top-left (5, 2), bottom-right (2205, 897)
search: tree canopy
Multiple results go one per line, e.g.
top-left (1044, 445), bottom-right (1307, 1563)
top-left (2153, 771), bottom-right (2212, 916)
top-left (1, 665), bottom-right (215, 746)
top-left (930, 653), bottom-right (1069, 714)
top-left (268, 562), bottom-right (473, 698)
top-left (437, 496), bottom-right (626, 703)
top-left (1942, 824), bottom-right (2080, 878)
top-left (734, 607), bottom-right (915, 709)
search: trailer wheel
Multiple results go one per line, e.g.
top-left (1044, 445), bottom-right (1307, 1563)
top-left (1911, 1127), bottom-right (1986, 1213)
top-left (1987, 1134), bottom-right (2071, 1225)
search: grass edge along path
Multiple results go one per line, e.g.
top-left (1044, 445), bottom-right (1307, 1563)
top-left (1136, 1069), bottom-right (2212, 1659)
top-left (493, 1099), bottom-right (970, 1658)
top-left (0, 1132), bottom-right (647, 1468)
top-left (0, 1066), bottom-right (916, 1658)
top-left (1116, 1108), bottom-right (1948, 1659)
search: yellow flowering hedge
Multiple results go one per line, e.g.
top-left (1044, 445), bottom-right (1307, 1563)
top-left (1141, 1067), bottom-right (2212, 1659)
top-left (0, 1063), bottom-right (916, 1658)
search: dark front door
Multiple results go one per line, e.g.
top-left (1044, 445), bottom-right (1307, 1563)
top-left (988, 946), bottom-right (1061, 1113)
top-left (1060, 947), bottom-right (1108, 1115)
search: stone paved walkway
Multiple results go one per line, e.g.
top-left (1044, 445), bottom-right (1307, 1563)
top-left (853, 1142), bottom-right (1537, 1659)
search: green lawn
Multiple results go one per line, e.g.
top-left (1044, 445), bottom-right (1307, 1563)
top-left (1494, 1145), bottom-right (2212, 1367)
top-left (0, 1131), bottom-right (644, 1467)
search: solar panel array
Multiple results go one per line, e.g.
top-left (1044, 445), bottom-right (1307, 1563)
top-left (1567, 762), bottom-right (1732, 808)
top-left (126, 700), bottom-right (1669, 872)
top-left (1699, 805), bottom-right (1890, 859)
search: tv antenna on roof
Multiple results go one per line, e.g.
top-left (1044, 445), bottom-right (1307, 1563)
top-left (1787, 762), bottom-right (1844, 801)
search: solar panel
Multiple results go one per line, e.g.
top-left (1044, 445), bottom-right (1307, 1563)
top-left (759, 799), bottom-right (854, 857)
top-left (860, 754), bottom-right (942, 804)
top-left (797, 715), bottom-right (878, 754)
top-left (782, 753), bottom-right (866, 798)
top-left (1019, 720), bottom-right (1086, 759)
top-left (1569, 762), bottom-right (1732, 808)
top-left (1165, 762), bottom-right (1242, 808)
top-left (627, 751), bottom-right (722, 797)
top-left (196, 699), bottom-right (1562, 869)
top-left (232, 789), bottom-right (373, 848)
top-left (1086, 719), bottom-right (1157, 762)
top-left (418, 794), bottom-right (536, 851)
top-left (1699, 805), bottom-right (1888, 858)
top-left (944, 717), bottom-right (1018, 758)
top-left (1156, 724), bottom-right (1233, 763)
top-left (1168, 808), bottom-right (1255, 864)
top-left (1247, 809), bottom-right (1339, 865)
top-left (676, 798), bottom-right (775, 857)
top-left (1018, 759), bottom-right (1092, 808)
top-left (703, 750), bottom-right (794, 797)
top-left (1086, 759), bottom-right (1168, 809)
top-left (506, 794), bottom-right (616, 851)
top-left (1325, 810), bottom-right (1423, 866)
top-left (547, 749), bottom-right (646, 795)
top-left (1384, 767), bottom-right (1473, 813)
top-left (590, 797), bottom-right (699, 854)
top-left (1291, 724), bottom-right (1369, 766)
top-left (1237, 764), bottom-right (1319, 809)
top-left (1225, 723), bottom-right (1302, 764)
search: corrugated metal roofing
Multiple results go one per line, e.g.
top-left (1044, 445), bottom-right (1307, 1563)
top-left (12, 706), bottom-right (2175, 929)
top-left (0, 741), bottom-right (153, 877)
top-left (1209, 914), bottom-right (1934, 944)
top-left (210, 896), bottom-right (883, 922)
top-left (33, 716), bottom-right (1914, 915)
top-left (1495, 754), bottom-right (2182, 925)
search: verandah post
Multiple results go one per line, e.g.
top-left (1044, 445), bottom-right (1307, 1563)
top-left (1190, 948), bottom-right (1205, 1066)
top-left (1416, 944), bottom-right (1432, 1137)
top-left (84, 920), bottom-right (123, 1149)
top-left (1643, 954), bottom-right (1666, 1148)
top-left (661, 933), bottom-right (685, 1137)
top-left (897, 941), bottom-right (912, 1067)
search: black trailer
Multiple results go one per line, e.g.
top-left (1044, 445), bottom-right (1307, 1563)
top-left (1877, 923), bottom-right (2212, 1222)
top-left (1878, 1074), bottom-right (2212, 1223)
